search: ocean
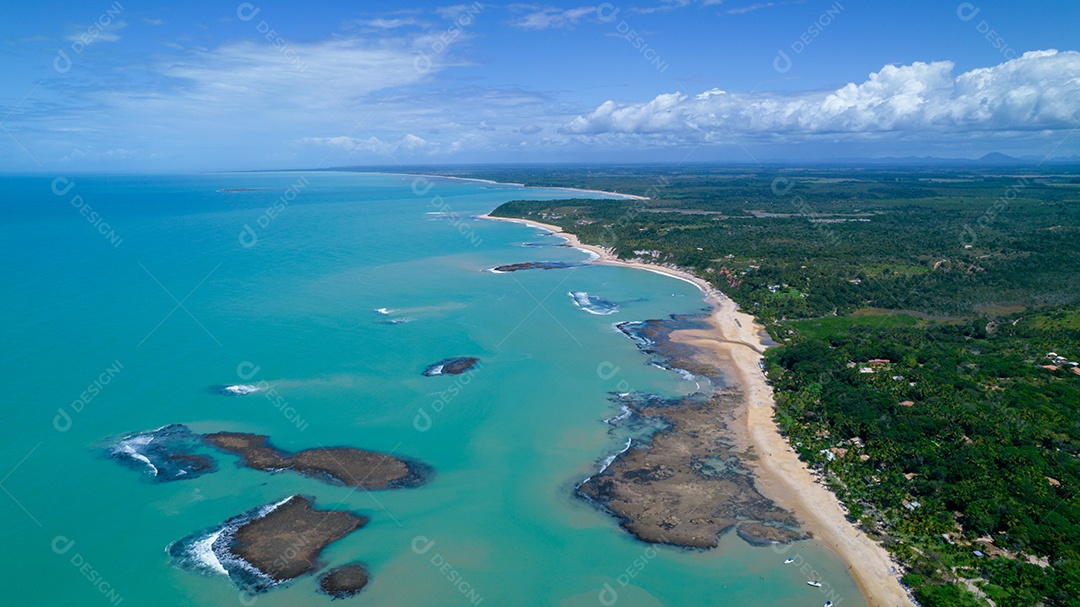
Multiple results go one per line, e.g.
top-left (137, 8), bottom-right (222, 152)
top-left (0, 171), bottom-right (866, 606)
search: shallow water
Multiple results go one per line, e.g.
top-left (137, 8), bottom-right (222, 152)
top-left (0, 172), bottom-right (867, 606)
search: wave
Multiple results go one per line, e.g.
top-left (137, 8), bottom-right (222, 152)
top-left (581, 438), bottom-right (633, 485)
top-left (569, 292), bottom-right (619, 315)
top-left (116, 434), bottom-right (157, 476)
top-left (572, 247), bottom-right (601, 262)
top-left (167, 496), bottom-right (296, 593)
top-left (614, 321), bottom-right (653, 348)
top-left (380, 317), bottom-right (414, 324)
top-left (603, 405), bottom-right (632, 425)
top-left (109, 424), bottom-right (216, 482)
top-left (209, 382), bottom-right (262, 397)
top-left (599, 438), bottom-right (633, 474)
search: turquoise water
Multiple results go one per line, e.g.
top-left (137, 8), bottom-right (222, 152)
top-left (0, 172), bottom-right (867, 606)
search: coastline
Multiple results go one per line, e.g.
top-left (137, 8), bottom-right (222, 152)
top-left (248, 170), bottom-right (652, 201)
top-left (481, 212), bottom-right (915, 607)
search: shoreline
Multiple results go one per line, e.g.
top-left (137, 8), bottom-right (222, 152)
top-left (482, 213), bottom-right (915, 607)
top-left (227, 169), bottom-right (649, 201)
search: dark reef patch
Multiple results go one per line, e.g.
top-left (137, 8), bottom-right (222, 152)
top-left (580, 315), bottom-right (803, 548)
top-left (616, 315), bottom-right (724, 382)
top-left (168, 495), bottom-right (366, 594)
top-left (203, 432), bottom-right (429, 489)
top-left (493, 261), bottom-right (578, 272)
top-left (577, 388), bottom-right (805, 548)
top-left (318, 563), bottom-right (370, 599)
top-left (422, 356), bottom-right (480, 376)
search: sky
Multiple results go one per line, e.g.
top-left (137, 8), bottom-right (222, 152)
top-left (1, 0), bottom-right (1078, 171)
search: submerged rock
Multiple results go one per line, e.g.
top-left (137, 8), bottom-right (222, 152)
top-left (569, 291), bottom-right (619, 315)
top-left (108, 424), bottom-right (216, 482)
top-left (168, 495), bottom-right (366, 594)
top-left (577, 388), bottom-right (805, 549)
top-left (203, 432), bottom-right (429, 489)
top-left (318, 563), bottom-right (370, 599)
top-left (422, 356), bottom-right (480, 376)
top-left (493, 261), bottom-right (577, 272)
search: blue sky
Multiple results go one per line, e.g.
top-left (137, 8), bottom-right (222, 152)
top-left (1, 0), bottom-right (1078, 171)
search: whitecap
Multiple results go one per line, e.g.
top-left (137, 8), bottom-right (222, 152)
top-left (569, 291), bottom-right (619, 315)
top-left (168, 497), bottom-right (295, 592)
top-left (603, 405), bottom-right (632, 425)
top-left (223, 384), bottom-right (261, 396)
top-left (188, 530), bottom-right (229, 576)
top-left (572, 247), bottom-right (601, 262)
top-left (582, 438), bottom-right (633, 485)
top-left (597, 438), bottom-right (633, 474)
top-left (113, 434), bottom-right (158, 476)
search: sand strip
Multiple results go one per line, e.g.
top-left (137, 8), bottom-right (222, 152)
top-left (481, 213), bottom-right (915, 607)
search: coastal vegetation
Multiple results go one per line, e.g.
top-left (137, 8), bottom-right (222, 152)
top-left (485, 165), bottom-right (1080, 607)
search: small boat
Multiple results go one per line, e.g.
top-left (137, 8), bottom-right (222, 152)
top-left (784, 557), bottom-right (794, 564)
top-left (825, 602), bottom-right (833, 607)
top-left (807, 580), bottom-right (823, 587)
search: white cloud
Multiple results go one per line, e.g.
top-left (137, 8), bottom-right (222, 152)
top-left (65, 20), bottom-right (127, 45)
top-left (633, 0), bottom-right (724, 15)
top-left (301, 134), bottom-right (431, 156)
top-left (354, 17), bottom-right (423, 29)
top-left (562, 50), bottom-right (1080, 141)
top-left (726, 2), bottom-right (780, 15)
top-left (101, 37), bottom-right (432, 125)
top-left (437, 3), bottom-right (485, 21)
top-left (509, 5), bottom-right (600, 30)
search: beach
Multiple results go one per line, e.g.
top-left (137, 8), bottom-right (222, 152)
top-left (481, 213), bottom-right (915, 607)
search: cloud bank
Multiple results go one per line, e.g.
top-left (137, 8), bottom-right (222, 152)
top-left (562, 50), bottom-right (1080, 142)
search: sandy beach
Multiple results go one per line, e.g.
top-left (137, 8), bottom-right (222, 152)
top-left (481, 213), bottom-right (915, 607)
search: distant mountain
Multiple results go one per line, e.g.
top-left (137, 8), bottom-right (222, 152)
top-left (978, 152), bottom-right (1024, 164)
top-left (830, 152), bottom-right (1080, 166)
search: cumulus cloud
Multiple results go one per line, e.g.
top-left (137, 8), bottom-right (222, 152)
top-left (562, 50), bottom-right (1080, 140)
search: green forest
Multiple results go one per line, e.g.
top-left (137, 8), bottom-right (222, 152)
top-left (480, 165), bottom-right (1080, 607)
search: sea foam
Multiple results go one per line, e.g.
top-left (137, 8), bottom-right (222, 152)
top-left (569, 292), bottom-right (619, 315)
